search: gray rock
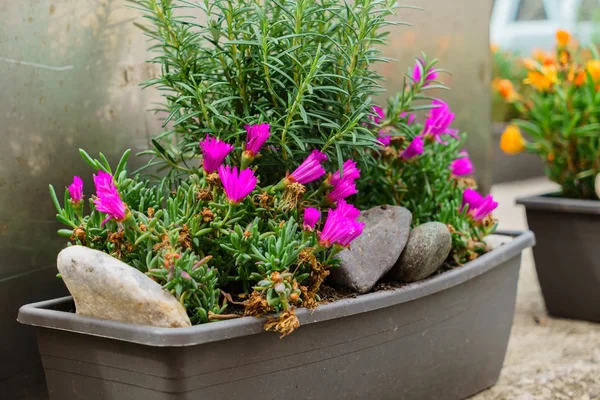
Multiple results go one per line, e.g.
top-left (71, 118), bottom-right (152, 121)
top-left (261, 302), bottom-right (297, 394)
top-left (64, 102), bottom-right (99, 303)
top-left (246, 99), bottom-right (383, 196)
top-left (484, 234), bottom-right (513, 250)
top-left (388, 222), bottom-right (452, 283)
top-left (330, 205), bottom-right (412, 293)
top-left (57, 245), bottom-right (191, 328)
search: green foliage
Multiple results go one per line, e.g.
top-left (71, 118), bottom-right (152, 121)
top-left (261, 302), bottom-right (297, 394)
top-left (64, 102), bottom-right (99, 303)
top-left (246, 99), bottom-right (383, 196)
top-left (356, 59), bottom-right (497, 264)
top-left (51, 148), bottom-right (353, 326)
top-left (500, 40), bottom-right (600, 199)
top-left (131, 0), bottom-right (399, 182)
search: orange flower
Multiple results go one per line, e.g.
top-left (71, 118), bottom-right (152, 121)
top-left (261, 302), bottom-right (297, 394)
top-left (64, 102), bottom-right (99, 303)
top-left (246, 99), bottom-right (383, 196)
top-left (586, 60), bottom-right (600, 82)
top-left (496, 79), bottom-right (519, 101)
top-left (500, 125), bottom-right (526, 155)
top-left (547, 152), bottom-right (555, 162)
top-left (559, 50), bottom-right (570, 65)
top-left (523, 65), bottom-right (558, 91)
top-left (533, 49), bottom-right (555, 66)
top-left (556, 30), bottom-right (570, 48)
top-left (490, 43), bottom-right (499, 54)
top-left (568, 66), bottom-right (586, 86)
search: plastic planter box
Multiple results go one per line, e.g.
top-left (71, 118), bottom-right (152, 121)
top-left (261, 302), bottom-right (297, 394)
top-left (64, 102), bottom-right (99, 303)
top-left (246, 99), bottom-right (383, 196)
top-left (18, 230), bottom-right (534, 400)
top-left (517, 194), bottom-right (600, 322)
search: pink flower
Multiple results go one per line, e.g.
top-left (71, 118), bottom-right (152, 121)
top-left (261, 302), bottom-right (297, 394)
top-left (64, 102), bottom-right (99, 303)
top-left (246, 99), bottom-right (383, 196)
top-left (370, 106), bottom-right (385, 124)
top-left (327, 160), bottom-right (360, 202)
top-left (401, 136), bottom-right (424, 160)
top-left (303, 208), bottom-right (321, 230)
top-left (450, 151), bottom-right (474, 176)
top-left (378, 135), bottom-right (392, 146)
top-left (335, 199), bottom-right (361, 220)
top-left (319, 207), bottom-right (364, 248)
top-left (400, 112), bottom-right (416, 125)
top-left (412, 59), bottom-right (438, 84)
top-left (244, 123), bottom-right (270, 156)
top-left (199, 134), bottom-right (234, 173)
top-left (424, 100), bottom-right (459, 144)
top-left (68, 176), bottom-right (84, 203)
top-left (218, 165), bottom-right (257, 203)
top-left (461, 188), bottom-right (498, 221)
top-left (92, 171), bottom-right (127, 225)
top-left (462, 188), bottom-right (482, 209)
top-left (328, 179), bottom-right (358, 202)
top-left (329, 160), bottom-right (361, 188)
top-left (287, 150), bottom-right (328, 185)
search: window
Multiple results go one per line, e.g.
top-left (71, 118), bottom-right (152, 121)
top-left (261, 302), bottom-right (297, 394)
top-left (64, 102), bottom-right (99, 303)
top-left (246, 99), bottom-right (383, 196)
top-left (577, 0), bottom-right (600, 21)
top-left (515, 0), bottom-right (548, 21)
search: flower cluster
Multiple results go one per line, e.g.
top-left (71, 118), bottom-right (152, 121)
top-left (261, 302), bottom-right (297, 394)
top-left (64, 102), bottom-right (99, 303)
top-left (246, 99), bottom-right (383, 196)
top-left (49, 0), bottom-right (503, 338)
top-left (495, 30), bottom-right (600, 199)
top-left (356, 57), bottom-right (498, 263)
top-left (51, 123), bottom-right (364, 334)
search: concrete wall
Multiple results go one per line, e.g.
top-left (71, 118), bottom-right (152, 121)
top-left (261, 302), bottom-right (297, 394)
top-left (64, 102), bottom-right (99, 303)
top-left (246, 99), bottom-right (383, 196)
top-left (0, 1), bottom-right (160, 397)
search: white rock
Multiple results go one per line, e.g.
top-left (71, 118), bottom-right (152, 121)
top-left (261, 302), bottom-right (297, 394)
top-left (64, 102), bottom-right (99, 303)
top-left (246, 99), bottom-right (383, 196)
top-left (484, 234), bottom-right (513, 250)
top-left (57, 245), bottom-right (191, 328)
top-left (595, 173), bottom-right (600, 199)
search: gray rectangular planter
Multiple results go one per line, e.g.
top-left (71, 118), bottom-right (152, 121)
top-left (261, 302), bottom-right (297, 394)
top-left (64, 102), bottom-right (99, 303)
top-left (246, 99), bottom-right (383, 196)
top-left (18, 230), bottom-right (534, 400)
top-left (517, 194), bottom-right (600, 322)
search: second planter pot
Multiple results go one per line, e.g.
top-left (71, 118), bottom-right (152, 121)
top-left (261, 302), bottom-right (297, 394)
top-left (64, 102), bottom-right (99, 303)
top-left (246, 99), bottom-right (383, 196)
top-left (517, 194), bottom-right (600, 322)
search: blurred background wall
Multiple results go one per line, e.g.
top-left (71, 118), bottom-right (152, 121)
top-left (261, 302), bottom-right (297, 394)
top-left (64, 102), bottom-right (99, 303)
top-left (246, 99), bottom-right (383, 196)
top-left (0, 1), bottom-right (494, 398)
top-left (0, 1), bottom-right (161, 397)
top-left (375, 0), bottom-right (494, 193)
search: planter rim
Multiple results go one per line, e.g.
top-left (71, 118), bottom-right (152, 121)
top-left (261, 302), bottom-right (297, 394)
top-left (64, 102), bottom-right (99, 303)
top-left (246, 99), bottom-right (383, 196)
top-left (516, 192), bottom-right (600, 215)
top-left (18, 230), bottom-right (534, 347)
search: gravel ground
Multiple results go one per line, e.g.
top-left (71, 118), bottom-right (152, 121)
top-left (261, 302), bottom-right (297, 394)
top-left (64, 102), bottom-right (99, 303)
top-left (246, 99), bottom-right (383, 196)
top-left (471, 177), bottom-right (600, 400)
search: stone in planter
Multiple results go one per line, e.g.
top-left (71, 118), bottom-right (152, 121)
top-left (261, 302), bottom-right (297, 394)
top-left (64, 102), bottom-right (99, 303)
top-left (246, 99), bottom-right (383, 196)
top-left (57, 245), bottom-right (191, 328)
top-left (388, 222), bottom-right (452, 283)
top-left (330, 205), bottom-right (411, 293)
